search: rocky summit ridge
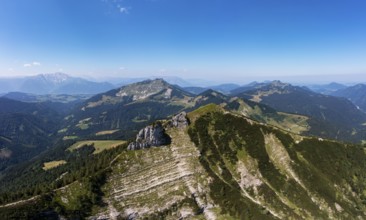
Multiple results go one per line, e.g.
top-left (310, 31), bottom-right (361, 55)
top-left (127, 122), bottom-right (171, 150)
top-left (169, 111), bottom-right (189, 128)
top-left (127, 112), bottom-right (189, 150)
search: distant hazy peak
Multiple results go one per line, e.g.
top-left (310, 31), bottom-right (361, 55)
top-left (115, 78), bottom-right (175, 100)
top-left (246, 80), bottom-right (293, 92)
top-left (328, 82), bottom-right (346, 87)
top-left (198, 88), bottom-right (226, 97)
top-left (352, 83), bottom-right (366, 89)
top-left (267, 80), bottom-right (290, 88)
top-left (136, 78), bottom-right (168, 86)
top-left (117, 78), bottom-right (170, 91)
top-left (36, 72), bottom-right (71, 84)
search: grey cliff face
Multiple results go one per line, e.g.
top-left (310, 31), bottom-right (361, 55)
top-left (127, 112), bottom-right (189, 150)
top-left (127, 122), bottom-right (171, 150)
top-left (170, 111), bottom-right (189, 128)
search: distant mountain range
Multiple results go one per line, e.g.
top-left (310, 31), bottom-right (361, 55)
top-left (2, 77), bottom-right (366, 143)
top-left (0, 79), bottom-right (313, 172)
top-left (305, 82), bottom-right (347, 95)
top-left (3, 72), bottom-right (365, 97)
top-left (3, 78), bottom-right (364, 173)
top-left (235, 80), bottom-right (366, 142)
top-left (183, 83), bottom-right (241, 95)
top-left (61, 79), bottom-right (313, 141)
top-left (0, 73), bottom-right (115, 94)
top-left (332, 84), bottom-right (366, 112)
top-left (2, 92), bottom-right (91, 103)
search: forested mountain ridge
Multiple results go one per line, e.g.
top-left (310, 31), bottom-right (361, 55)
top-left (61, 78), bottom-right (196, 139)
top-left (60, 79), bottom-right (303, 141)
top-left (236, 80), bottom-right (366, 143)
top-left (0, 98), bottom-right (62, 172)
top-left (0, 79), bottom-right (311, 175)
top-left (1, 104), bottom-right (366, 219)
top-left (2, 78), bottom-right (366, 178)
top-left (332, 83), bottom-right (366, 112)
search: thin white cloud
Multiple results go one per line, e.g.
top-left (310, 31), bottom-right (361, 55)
top-left (119, 66), bottom-right (125, 70)
top-left (118, 6), bottom-right (129, 14)
top-left (101, 0), bottom-right (130, 15)
top-left (119, 7), bottom-right (128, 13)
top-left (23, 61), bottom-right (41, 67)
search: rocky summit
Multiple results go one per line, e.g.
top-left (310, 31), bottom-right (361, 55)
top-left (170, 111), bottom-right (189, 128)
top-left (127, 122), bottom-right (171, 150)
top-left (127, 111), bottom-right (189, 150)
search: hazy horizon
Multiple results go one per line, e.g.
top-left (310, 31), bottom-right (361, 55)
top-left (1, 72), bottom-right (365, 87)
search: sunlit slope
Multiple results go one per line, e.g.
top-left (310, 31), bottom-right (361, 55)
top-left (187, 106), bottom-right (366, 219)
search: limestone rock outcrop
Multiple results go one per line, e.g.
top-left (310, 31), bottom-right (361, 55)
top-left (170, 111), bottom-right (189, 128)
top-left (127, 122), bottom-right (171, 150)
top-left (127, 112), bottom-right (188, 151)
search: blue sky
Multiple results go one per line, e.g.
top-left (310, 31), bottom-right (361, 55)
top-left (1, 0), bottom-right (366, 83)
